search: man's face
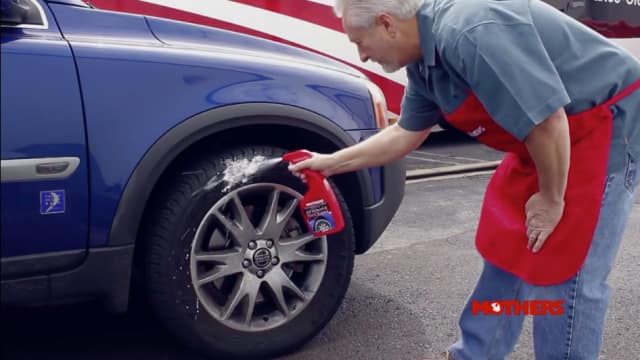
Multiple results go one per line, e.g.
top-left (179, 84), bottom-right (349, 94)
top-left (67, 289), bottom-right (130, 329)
top-left (344, 14), bottom-right (405, 73)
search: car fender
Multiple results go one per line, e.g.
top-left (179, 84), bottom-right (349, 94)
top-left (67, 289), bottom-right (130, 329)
top-left (109, 102), bottom-right (375, 247)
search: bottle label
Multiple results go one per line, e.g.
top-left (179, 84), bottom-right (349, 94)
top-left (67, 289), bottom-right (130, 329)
top-left (304, 199), bottom-right (336, 233)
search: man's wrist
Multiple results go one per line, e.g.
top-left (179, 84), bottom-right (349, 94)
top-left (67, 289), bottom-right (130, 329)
top-left (326, 152), bottom-right (346, 176)
top-left (539, 190), bottom-right (565, 205)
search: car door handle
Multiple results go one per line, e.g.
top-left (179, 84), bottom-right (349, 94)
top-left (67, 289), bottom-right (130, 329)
top-left (36, 161), bottom-right (70, 174)
top-left (0, 157), bottom-right (80, 182)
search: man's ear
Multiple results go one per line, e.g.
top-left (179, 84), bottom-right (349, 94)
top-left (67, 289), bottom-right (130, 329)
top-left (376, 13), bottom-right (397, 37)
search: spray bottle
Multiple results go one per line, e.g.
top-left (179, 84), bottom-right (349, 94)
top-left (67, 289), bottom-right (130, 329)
top-left (282, 150), bottom-right (345, 237)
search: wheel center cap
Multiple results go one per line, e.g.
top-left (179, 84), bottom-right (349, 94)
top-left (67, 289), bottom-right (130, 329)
top-left (253, 248), bottom-right (272, 268)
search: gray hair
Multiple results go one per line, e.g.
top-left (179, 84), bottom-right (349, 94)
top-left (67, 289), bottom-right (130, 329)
top-left (334, 0), bottom-right (424, 28)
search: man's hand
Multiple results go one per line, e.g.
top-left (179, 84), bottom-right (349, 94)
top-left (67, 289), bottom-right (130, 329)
top-left (525, 192), bottom-right (565, 253)
top-left (288, 152), bottom-right (339, 180)
top-left (523, 107), bottom-right (570, 253)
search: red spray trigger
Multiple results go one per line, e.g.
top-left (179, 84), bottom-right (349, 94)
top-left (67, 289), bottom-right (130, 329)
top-left (282, 149), bottom-right (313, 165)
top-left (282, 149), bottom-right (319, 181)
top-left (282, 150), bottom-right (345, 237)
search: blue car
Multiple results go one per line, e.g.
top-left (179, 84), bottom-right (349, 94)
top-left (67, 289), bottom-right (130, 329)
top-left (0, 0), bottom-right (405, 358)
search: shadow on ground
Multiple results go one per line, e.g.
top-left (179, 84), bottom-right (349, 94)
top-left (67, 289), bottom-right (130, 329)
top-left (1, 279), bottom-right (425, 360)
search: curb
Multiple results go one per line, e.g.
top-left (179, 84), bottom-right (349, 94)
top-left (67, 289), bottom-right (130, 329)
top-left (406, 160), bottom-right (501, 180)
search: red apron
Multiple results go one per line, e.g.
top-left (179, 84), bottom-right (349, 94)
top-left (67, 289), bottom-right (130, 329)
top-left (442, 80), bottom-right (640, 286)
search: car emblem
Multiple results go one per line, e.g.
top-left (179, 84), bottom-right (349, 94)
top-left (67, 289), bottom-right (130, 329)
top-left (253, 248), bottom-right (272, 268)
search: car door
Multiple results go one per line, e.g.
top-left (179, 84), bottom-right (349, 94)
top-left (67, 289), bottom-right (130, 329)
top-left (1, 0), bottom-right (89, 276)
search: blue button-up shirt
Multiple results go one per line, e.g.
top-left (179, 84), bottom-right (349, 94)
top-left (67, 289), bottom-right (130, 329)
top-left (399, 0), bottom-right (640, 169)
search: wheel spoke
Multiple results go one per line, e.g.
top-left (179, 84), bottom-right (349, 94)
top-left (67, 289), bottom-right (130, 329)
top-left (194, 248), bottom-right (241, 265)
top-left (213, 211), bottom-right (242, 240)
top-left (279, 233), bottom-right (315, 252)
top-left (257, 189), bottom-right (279, 235)
top-left (204, 228), bottom-right (229, 251)
top-left (221, 274), bottom-right (260, 321)
top-left (212, 194), bottom-right (257, 242)
top-left (278, 234), bottom-right (324, 264)
top-left (273, 267), bottom-right (307, 301)
top-left (265, 268), bottom-right (309, 317)
top-left (270, 280), bottom-right (290, 316)
top-left (231, 194), bottom-right (257, 236)
top-left (257, 190), bottom-right (299, 239)
top-left (286, 250), bottom-right (326, 263)
top-left (196, 264), bottom-right (241, 286)
top-left (279, 198), bottom-right (299, 228)
top-left (243, 285), bottom-right (258, 326)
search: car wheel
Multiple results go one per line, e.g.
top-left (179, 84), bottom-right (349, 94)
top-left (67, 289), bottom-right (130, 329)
top-left (142, 146), bottom-right (355, 359)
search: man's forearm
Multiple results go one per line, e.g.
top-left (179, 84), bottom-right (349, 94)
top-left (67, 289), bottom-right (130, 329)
top-left (327, 123), bottom-right (430, 176)
top-left (524, 108), bottom-right (571, 202)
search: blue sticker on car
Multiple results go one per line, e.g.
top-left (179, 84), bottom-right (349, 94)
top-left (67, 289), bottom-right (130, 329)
top-left (40, 190), bottom-right (65, 214)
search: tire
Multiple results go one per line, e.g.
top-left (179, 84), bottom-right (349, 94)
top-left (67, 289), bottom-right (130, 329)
top-left (141, 145), bottom-right (355, 359)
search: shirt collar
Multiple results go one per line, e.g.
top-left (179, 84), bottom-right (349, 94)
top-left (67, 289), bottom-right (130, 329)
top-left (416, 0), bottom-right (436, 69)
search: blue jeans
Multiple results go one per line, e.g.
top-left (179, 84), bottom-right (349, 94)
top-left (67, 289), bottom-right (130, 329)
top-left (448, 153), bottom-right (639, 360)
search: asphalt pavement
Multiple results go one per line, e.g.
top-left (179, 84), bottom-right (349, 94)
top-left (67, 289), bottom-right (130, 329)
top-left (279, 174), bottom-right (640, 360)
top-left (2, 138), bottom-right (639, 360)
top-left (404, 130), bottom-right (504, 171)
top-left (3, 5), bottom-right (640, 359)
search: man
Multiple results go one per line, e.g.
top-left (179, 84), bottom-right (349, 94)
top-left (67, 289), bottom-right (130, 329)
top-left (288, 0), bottom-right (640, 359)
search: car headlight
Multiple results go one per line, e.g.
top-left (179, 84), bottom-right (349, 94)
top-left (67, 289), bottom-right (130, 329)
top-left (364, 79), bottom-right (389, 129)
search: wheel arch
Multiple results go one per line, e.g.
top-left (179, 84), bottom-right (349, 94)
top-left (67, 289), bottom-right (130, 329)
top-left (109, 103), bottom-right (375, 253)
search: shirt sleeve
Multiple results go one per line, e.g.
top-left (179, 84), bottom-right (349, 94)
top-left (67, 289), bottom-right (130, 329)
top-left (397, 64), bottom-right (443, 131)
top-left (450, 22), bottom-right (571, 141)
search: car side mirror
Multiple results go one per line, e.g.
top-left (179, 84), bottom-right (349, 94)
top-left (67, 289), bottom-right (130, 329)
top-left (1, 0), bottom-right (40, 26)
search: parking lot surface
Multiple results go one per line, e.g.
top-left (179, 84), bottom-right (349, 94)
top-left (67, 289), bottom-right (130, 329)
top-left (405, 131), bottom-right (504, 171)
top-left (3, 168), bottom-right (639, 360)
